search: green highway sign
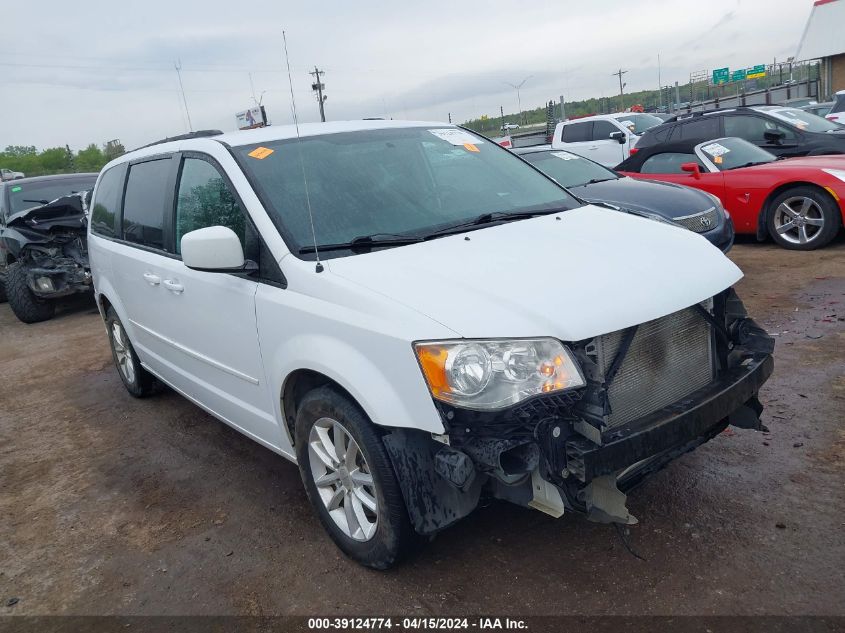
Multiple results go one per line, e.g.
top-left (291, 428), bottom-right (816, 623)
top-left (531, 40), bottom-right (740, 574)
top-left (713, 67), bottom-right (730, 85)
top-left (746, 64), bottom-right (766, 79)
top-left (731, 69), bottom-right (747, 82)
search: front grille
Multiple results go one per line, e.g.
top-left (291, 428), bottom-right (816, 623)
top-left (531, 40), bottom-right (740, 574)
top-left (674, 207), bottom-right (718, 233)
top-left (588, 305), bottom-right (714, 430)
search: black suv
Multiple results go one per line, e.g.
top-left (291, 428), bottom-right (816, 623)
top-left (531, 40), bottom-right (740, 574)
top-left (634, 105), bottom-right (845, 158)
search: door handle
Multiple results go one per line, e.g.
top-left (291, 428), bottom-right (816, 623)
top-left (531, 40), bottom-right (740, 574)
top-left (588, 146), bottom-right (598, 150)
top-left (142, 272), bottom-right (161, 286)
top-left (162, 279), bottom-right (184, 294)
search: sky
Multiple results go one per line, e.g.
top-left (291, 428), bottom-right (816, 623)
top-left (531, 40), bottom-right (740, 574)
top-left (1, 0), bottom-right (816, 151)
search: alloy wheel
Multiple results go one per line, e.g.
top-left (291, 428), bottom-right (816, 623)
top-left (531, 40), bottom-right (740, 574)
top-left (308, 417), bottom-right (378, 541)
top-left (111, 321), bottom-right (136, 385)
top-left (773, 196), bottom-right (825, 245)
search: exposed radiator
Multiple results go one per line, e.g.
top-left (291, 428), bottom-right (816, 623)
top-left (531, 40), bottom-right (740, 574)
top-left (581, 304), bottom-right (715, 431)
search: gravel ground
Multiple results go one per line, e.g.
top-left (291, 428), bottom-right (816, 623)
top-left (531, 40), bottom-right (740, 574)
top-left (0, 237), bottom-right (843, 617)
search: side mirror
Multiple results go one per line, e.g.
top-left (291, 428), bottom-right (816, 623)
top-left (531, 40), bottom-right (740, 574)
top-left (681, 162), bottom-right (702, 179)
top-left (181, 226), bottom-right (253, 273)
top-left (764, 129), bottom-right (786, 142)
top-left (609, 130), bottom-right (626, 144)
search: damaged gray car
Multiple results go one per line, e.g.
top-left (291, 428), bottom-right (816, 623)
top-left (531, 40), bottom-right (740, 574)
top-left (0, 173), bottom-right (97, 323)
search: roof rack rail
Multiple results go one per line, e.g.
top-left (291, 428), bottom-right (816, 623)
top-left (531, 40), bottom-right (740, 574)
top-left (136, 129), bottom-right (224, 151)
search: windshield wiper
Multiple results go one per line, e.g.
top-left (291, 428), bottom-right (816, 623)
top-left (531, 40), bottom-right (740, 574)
top-left (421, 208), bottom-right (568, 238)
top-left (299, 233), bottom-right (424, 254)
top-left (731, 161), bottom-right (771, 169)
top-left (583, 177), bottom-right (617, 185)
top-left (22, 198), bottom-right (50, 204)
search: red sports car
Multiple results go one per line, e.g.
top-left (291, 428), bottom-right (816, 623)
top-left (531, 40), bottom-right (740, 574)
top-left (616, 136), bottom-right (845, 250)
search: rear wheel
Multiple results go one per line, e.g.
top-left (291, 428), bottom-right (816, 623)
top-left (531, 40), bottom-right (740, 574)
top-left (6, 262), bottom-right (54, 323)
top-left (767, 187), bottom-right (841, 250)
top-left (0, 266), bottom-right (7, 303)
top-left (295, 386), bottom-right (421, 569)
top-left (105, 307), bottom-right (155, 397)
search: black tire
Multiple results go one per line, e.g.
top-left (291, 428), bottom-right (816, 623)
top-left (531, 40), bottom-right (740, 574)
top-left (105, 307), bottom-right (156, 397)
top-left (6, 262), bottom-right (55, 323)
top-left (295, 386), bottom-right (421, 569)
top-left (0, 267), bottom-right (7, 303)
top-left (766, 186), bottom-right (841, 250)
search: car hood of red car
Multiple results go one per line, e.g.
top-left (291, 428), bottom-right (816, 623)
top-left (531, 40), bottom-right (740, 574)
top-left (742, 154), bottom-right (845, 173)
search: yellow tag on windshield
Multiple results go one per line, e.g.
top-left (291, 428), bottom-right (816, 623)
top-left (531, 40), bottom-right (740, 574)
top-left (463, 143), bottom-right (479, 152)
top-left (248, 146), bottom-right (274, 159)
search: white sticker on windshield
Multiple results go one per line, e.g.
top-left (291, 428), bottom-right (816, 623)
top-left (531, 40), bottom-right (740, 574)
top-left (701, 142), bottom-right (731, 157)
top-left (428, 129), bottom-right (484, 146)
top-left (551, 152), bottom-right (579, 160)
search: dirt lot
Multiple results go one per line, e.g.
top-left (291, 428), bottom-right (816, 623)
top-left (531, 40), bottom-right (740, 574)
top-left (1, 238), bottom-right (843, 617)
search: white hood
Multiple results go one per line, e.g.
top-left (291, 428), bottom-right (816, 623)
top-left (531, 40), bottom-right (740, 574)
top-left (326, 205), bottom-right (742, 341)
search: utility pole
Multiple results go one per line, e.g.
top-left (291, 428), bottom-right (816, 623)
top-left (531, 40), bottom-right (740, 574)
top-left (560, 94), bottom-right (566, 121)
top-left (310, 66), bottom-right (327, 122)
top-left (174, 60), bottom-right (193, 132)
top-left (500, 105), bottom-right (505, 135)
top-left (612, 68), bottom-right (627, 112)
top-left (657, 54), bottom-right (662, 111)
top-left (448, 112), bottom-right (452, 124)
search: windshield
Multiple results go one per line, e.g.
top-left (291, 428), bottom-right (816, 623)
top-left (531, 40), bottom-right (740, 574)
top-left (611, 113), bottom-right (664, 135)
top-left (520, 150), bottom-right (618, 187)
top-left (235, 127), bottom-right (580, 258)
top-left (766, 107), bottom-right (844, 133)
top-left (697, 137), bottom-right (776, 171)
top-left (7, 176), bottom-right (96, 215)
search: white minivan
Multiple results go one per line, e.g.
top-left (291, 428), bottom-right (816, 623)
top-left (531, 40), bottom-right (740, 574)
top-left (551, 113), bottom-right (664, 167)
top-left (89, 120), bottom-right (773, 568)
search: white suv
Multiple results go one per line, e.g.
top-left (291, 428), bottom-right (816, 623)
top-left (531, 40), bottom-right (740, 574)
top-left (89, 120), bottom-right (773, 568)
top-left (551, 113), bottom-right (664, 167)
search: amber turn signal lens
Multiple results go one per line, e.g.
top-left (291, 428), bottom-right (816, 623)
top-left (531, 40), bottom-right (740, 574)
top-left (417, 345), bottom-right (451, 397)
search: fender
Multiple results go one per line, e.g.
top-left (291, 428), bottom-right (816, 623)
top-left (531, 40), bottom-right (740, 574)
top-left (268, 333), bottom-right (446, 445)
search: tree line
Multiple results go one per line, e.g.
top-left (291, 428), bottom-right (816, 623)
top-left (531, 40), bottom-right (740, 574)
top-left (0, 140), bottom-right (126, 177)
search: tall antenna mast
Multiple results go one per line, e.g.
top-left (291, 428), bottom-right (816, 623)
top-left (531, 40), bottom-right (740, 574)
top-left (282, 30), bottom-right (323, 273)
top-left (174, 60), bottom-right (193, 132)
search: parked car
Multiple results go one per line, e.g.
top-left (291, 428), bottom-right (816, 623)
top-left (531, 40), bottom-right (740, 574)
top-left (826, 89), bottom-right (845, 124)
top-left (801, 102), bottom-right (834, 118)
top-left (89, 121), bottom-right (773, 569)
top-left (501, 123), bottom-right (520, 132)
top-left (616, 136), bottom-right (845, 250)
top-left (1, 168), bottom-right (25, 181)
top-left (551, 113), bottom-right (664, 167)
top-left (0, 173), bottom-right (97, 317)
top-left (634, 105), bottom-right (845, 159)
top-left (514, 147), bottom-right (733, 251)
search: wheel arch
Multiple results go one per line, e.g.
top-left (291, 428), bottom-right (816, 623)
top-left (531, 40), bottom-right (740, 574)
top-left (281, 369), bottom-right (361, 448)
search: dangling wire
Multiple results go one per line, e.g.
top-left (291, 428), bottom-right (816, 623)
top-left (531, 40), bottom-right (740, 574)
top-left (282, 30), bottom-right (323, 273)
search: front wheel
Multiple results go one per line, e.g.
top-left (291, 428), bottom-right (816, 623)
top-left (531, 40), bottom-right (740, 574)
top-left (295, 386), bottom-right (421, 569)
top-left (6, 262), bottom-right (54, 323)
top-left (766, 187), bottom-right (841, 250)
top-left (105, 307), bottom-right (156, 397)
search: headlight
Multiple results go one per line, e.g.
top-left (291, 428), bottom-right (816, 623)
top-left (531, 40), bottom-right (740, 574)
top-left (414, 338), bottom-right (585, 410)
top-left (702, 191), bottom-right (726, 214)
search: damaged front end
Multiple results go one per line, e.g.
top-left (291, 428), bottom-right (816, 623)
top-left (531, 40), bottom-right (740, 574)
top-left (384, 289), bottom-right (774, 535)
top-left (4, 194), bottom-right (91, 299)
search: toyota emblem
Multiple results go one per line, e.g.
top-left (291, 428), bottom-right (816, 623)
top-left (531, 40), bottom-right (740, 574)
top-left (699, 216), bottom-right (712, 229)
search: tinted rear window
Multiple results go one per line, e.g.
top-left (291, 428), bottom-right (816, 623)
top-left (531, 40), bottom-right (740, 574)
top-left (90, 165), bottom-right (126, 238)
top-left (677, 116), bottom-right (720, 140)
top-left (122, 159), bottom-right (172, 250)
top-left (561, 122), bottom-right (592, 143)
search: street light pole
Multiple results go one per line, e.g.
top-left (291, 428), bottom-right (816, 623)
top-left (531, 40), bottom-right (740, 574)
top-left (504, 76), bottom-right (532, 125)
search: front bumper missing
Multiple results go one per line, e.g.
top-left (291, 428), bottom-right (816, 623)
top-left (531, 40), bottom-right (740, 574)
top-left (563, 354), bottom-right (774, 484)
